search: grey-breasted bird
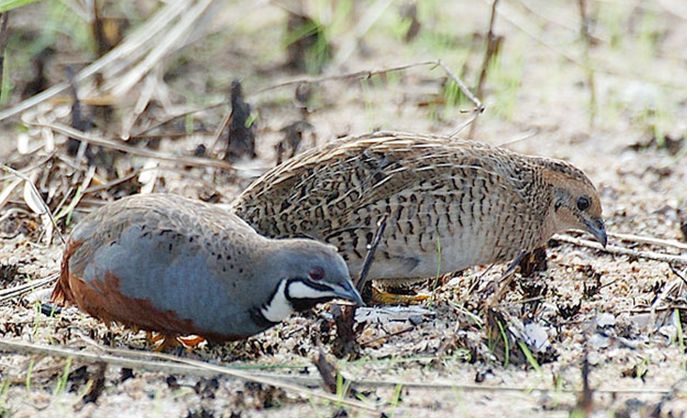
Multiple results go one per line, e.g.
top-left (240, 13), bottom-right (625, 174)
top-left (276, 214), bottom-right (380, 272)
top-left (52, 194), bottom-right (362, 347)
top-left (231, 131), bottom-right (607, 302)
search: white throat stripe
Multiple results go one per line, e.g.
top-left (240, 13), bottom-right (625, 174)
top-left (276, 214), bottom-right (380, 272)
top-left (260, 280), bottom-right (293, 323)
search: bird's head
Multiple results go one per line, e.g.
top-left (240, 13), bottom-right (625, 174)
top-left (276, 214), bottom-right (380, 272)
top-left (258, 239), bottom-right (363, 323)
top-left (541, 159), bottom-right (607, 247)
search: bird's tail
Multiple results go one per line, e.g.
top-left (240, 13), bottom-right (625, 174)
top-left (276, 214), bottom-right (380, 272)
top-left (51, 240), bottom-right (82, 304)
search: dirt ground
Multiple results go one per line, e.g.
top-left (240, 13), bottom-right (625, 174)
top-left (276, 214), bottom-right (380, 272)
top-left (1, 1), bottom-right (687, 417)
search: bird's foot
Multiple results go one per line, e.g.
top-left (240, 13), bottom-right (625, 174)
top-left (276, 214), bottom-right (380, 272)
top-left (371, 286), bottom-right (430, 305)
top-left (147, 332), bottom-right (179, 352)
top-left (176, 335), bottom-right (206, 348)
top-left (146, 332), bottom-right (206, 351)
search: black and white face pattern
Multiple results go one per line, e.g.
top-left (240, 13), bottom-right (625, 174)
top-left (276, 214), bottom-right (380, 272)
top-left (259, 277), bottom-right (362, 324)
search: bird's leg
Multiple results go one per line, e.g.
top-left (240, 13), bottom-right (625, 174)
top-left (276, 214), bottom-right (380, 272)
top-left (370, 284), bottom-right (430, 305)
top-left (485, 250), bottom-right (527, 307)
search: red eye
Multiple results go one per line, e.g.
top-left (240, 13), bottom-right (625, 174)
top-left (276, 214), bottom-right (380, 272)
top-left (309, 266), bottom-right (325, 281)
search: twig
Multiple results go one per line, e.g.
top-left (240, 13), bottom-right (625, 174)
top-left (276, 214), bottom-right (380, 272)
top-left (497, 129), bottom-right (540, 147)
top-left (340, 377), bottom-right (673, 395)
top-left (669, 265), bottom-right (687, 285)
top-left (81, 170), bottom-right (141, 194)
top-left (355, 213), bottom-right (389, 291)
top-left (0, 12), bottom-right (9, 99)
top-left (0, 274), bottom-right (59, 304)
top-left (360, 325), bottom-right (414, 348)
top-left (31, 122), bottom-right (265, 173)
top-left (208, 108), bottom-right (233, 154)
top-left (253, 60), bottom-right (439, 96)
top-left (577, 0), bottom-right (597, 127)
top-left (554, 234), bottom-right (687, 265)
top-left (445, 112), bottom-right (480, 138)
top-left (438, 60), bottom-right (485, 137)
top-left (0, 339), bottom-right (378, 412)
top-left (468, 0), bottom-right (500, 138)
top-left (132, 102), bottom-right (225, 137)
top-left (608, 232), bottom-right (687, 251)
top-left (436, 60), bottom-right (484, 113)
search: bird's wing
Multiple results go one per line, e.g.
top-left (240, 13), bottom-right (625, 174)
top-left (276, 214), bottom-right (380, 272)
top-left (61, 196), bottom-right (267, 338)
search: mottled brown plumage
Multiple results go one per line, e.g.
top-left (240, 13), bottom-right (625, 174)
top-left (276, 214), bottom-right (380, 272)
top-left (231, 131), bottom-right (607, 286)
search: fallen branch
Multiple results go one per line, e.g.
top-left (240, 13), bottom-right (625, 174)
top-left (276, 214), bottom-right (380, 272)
top-left (0, 339), bottom-right (378, 412)
top-left (10, 336), bottom-right (670, 397)
top-left (554, 234), bottom-right (687, 265)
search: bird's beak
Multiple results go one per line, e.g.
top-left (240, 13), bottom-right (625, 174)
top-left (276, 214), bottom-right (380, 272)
top-left (584, 218), bottom-right (607, 248)
top-left (333, 280), bottom-right (365, 306)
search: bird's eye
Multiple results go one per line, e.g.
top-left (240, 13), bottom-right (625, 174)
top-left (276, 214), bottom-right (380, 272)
top-left (576, 196), bottom-right (591, 211)
top-left (308, 266), bottom-right (325, 281)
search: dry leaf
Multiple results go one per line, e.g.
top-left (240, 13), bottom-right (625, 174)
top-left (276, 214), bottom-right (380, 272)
top-left (23, 178), bottom-right (46, 215)
top-left (42, 127), bottom-right (55, 153)
top-left (16, 133), bottom-right (31, 154)
top-left (138, 159), bottom-right (159, 194)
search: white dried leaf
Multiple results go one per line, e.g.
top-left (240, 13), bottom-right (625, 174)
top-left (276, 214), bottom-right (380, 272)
top-left (23, 179), bottom-right (46, 215)
top-left (139, 159), bottom-right (159, 194)
top-left (523, 322), bottom-right (550, 352)
top-left (17, 133), bottom-right (31, 154)
top-left (42, 127), bottom-right (55, 153)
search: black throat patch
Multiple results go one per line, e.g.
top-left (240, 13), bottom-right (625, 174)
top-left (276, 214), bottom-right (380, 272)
top-left (285, 278), bottom-right (336, 312)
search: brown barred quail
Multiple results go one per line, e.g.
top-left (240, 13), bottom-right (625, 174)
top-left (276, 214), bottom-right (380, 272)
top-left (231, 131), bottom-right (607, 302)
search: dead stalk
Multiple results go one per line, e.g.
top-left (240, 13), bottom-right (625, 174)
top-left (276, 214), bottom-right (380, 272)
top-left (0, 339), bottom-right (378, 412)
top-left (0, 12), bottom-right (9, 98)
top-left (355, 213), bottom-right (389, 291)
top-left (468, 0), bottom-right (500, 138)
top-left (577, 0), bottom-right (596, 127)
